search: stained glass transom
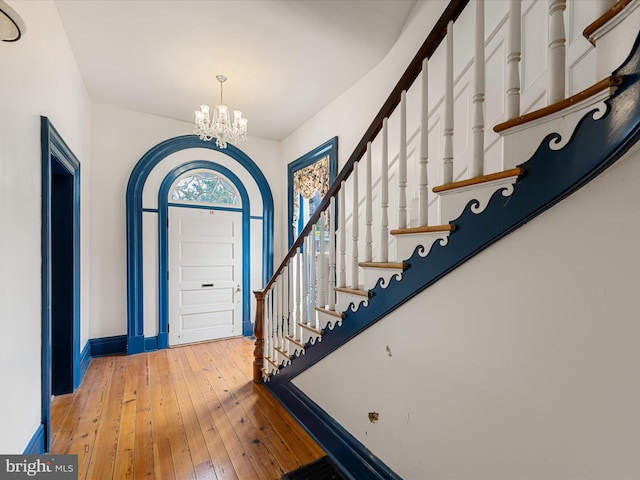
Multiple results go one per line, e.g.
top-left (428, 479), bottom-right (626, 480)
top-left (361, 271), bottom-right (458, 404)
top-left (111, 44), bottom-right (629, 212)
top-left (171, 171), bottom-right (240, 206)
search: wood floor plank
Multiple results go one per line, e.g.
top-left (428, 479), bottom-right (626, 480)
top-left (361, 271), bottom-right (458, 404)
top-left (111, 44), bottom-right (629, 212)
top-left (85, 355), bottom-right (127, 480)
top-left (132, 354), bottom-right (154, 479)
top-left (220, 340), bottom-right (325, 464)
top-left (50, 338), bottom-right (325, 480)
top-left (182, 344), bottom-right (255, 480)
top-left (205, 343), bottom-right (306, 472)
top-left (148, 352), bottom-right (177, 480)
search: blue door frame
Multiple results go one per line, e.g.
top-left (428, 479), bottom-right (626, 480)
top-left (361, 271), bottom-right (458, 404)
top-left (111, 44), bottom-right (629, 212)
top-left (126, 135), bottom-right (274, 354)
top-left (41, 117), bottom-right (81, 452)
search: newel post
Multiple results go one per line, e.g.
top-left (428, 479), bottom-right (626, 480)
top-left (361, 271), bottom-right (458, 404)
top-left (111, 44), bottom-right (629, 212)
top-left (252, 290), bottom-right (266, 383)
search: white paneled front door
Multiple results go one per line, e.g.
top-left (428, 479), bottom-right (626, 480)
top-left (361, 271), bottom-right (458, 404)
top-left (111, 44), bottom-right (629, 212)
top-left (168, 206), bottom-right (242, 346)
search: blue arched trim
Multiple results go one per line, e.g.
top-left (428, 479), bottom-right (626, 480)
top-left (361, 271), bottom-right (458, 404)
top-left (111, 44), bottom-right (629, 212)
top-left (126, 135), bottom-right (273, 354)
top-left (158, 162), bottom-right (252, 348)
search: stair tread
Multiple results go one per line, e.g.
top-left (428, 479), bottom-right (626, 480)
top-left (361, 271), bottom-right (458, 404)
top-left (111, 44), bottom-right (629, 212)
top-left (285, 335), bottom-right (305, 349)
top-left (298, 322), bottom-right (323, 335)
top-left (433, 167), bottom-right (524, 193)
top-left (390, 224), bottom-right (455, 236)
top-left (358, 261), bottom-right (407, 269)
top-left (274, 346), bottom-right (291, 360)
top-left (335, 286), bottom-right (370, 297)
top-left (314, 307), bottom-right (346, 319)
top-left (493, 76), bottom-right (621, 133)
top-left (265, 357), bottom-right (279, 369)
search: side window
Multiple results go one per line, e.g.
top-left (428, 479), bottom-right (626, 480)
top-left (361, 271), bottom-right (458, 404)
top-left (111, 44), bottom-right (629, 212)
top-left (170, 170), bottom-right (241, 207)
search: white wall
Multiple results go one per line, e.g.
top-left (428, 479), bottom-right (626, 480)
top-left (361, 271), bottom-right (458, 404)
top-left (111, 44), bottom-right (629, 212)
top-left (0, 0), bottom-right (92, 452)
top-left (89, 103), bottom-right (281, 339)
top-left (294, 136), bottom-right (640, 478)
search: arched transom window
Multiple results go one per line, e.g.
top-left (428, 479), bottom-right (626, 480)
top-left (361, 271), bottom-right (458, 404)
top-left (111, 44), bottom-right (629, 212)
top-left (170, 170), bottom-right (241, 206)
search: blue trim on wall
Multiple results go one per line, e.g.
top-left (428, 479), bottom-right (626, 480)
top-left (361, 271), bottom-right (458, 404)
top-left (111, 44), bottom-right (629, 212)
top-left (144, 336), bottom-right (158, 352)
top-left (270, 383), bottom-right (401, 480)
top-left (167, 201), bottom-right (243, 212)
top-left (40, 117), bottom-right (81, 453)
top-left (158, 162), bottom-right (253, 340)
top-left (287, 137), bottom-right (338, 247)
top-left (142, 208), bottom-right (158, 213)
top-left (79, 341), bottom-right (91, 384)
top-left (126, 135), bottom-right (274, 354)
top-left (24, 425), bottom-right (45, 455)
top-left (90, 335), bottom-right (128, 357)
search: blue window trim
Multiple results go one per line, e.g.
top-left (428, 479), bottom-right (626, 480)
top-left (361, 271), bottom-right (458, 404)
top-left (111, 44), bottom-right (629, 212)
top-left (40, 116), bottom-right (81, 452)
top-left (158, 162), bottom-right (252, 347)
top-left (287, 137), bottom-right (338, 247)
top-left (126, 135), bottom-right (274, 354)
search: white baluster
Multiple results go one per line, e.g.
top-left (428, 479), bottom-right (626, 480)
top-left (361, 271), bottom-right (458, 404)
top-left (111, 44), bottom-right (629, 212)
top-left (351, 161), bottom-right (360, 289)
top-left (265, 290), bottom-right (272, 361)
top-left (275, 276), bottom-right (281, 350)
top-left (548, 0), bottom-right (566, 104)
top-left (381, 118), bottom-right (389, 261)
top-left (338, 181), bottom-right (347, 288)
top-left (507, 0), bottom-right (522, 120)
top-left (302, 236), bottom-right (310, 326)
top-left (285, 262), bottom-right (291, 339)
top-left (419, 61), bottom-right (429, 227)
top-left (328, 197), bottom-right (336, 311)
top-left (471, 0), bottom-right (485, 178)
top-left (365, 142), bottom-right (373, 262)
top-left (398, 91), bottom-right (408, 229)
top-left (295, 247), bottom-right (301, 341)
top-left (310, 230), bottom-right (317, 324)
top-left (270, 292), bottom-right (275, 358)
top-left (443, 20), bottom-right (454, 184)
top-left (318, 213), bottom-right (327, 308)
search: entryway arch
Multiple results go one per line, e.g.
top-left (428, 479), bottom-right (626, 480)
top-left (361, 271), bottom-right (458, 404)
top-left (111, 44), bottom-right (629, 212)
top-left (126, 135), bottom-right (273, 354)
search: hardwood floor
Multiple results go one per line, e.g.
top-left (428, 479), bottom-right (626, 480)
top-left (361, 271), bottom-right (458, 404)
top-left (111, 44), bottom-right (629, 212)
top-left (51, 337), bottom-right (325, 480)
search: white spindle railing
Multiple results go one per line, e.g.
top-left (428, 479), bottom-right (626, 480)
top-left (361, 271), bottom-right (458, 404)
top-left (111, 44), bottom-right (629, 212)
top-left (294, 247), bottom-right (301, 342)
top-left (443, 20), bottom-right (454, 184)
top-left (318, 214), bottom-right (326, 308)
top-left (258, 0), bottom-right (602, 380)
top-left (381, 118), bottom-right (390, 260)
top-left (507, 0), bottom-right (522, 120)
top-left (398, 91), bottom-right (408, 229)
top-left (351, 161), bottom-right (359, 289)
top-left (419, 60), bottom-right (429, 227)
top-left (338, 181), bottom-right (346, 288)
top-left (365, 142), bottom-right (373, 262)
top-left (302, 235), bottom-right (310, 326)
top-left (548, 0), bottom-right (567, 104)
top-left (471, 0), bottom-right (485, 178)
top-left (310, 229), bottom-right (317, 324)
top-left (328, 197), bottom-right (336, 311)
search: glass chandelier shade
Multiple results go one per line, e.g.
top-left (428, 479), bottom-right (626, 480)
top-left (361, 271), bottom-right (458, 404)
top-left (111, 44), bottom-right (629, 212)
top-left (194, 74), bottom-right (248, 149)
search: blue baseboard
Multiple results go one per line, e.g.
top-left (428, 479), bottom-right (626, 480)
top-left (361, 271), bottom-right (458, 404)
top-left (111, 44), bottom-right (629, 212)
top-left (267, 382), bottom-right (401, 480)
top-left (23, 424), bottom-right (45, 454)
top-left (157, 332), bottom-right (169, 349)
top-left (78, 340), bottom-right (91, 385)
top-left (144, 336), bottom-right (158, 351)
top-left (90, 335), bottom-right (127, 357)
top-left (127, 334), bottom-right (145, 355)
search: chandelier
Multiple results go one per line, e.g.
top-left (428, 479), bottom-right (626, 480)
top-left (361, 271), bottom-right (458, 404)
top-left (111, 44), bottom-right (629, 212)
top-left (194, 74), bottom-right (248, 149)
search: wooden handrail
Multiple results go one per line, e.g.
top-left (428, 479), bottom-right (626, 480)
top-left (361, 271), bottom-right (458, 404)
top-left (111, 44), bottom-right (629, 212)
top-left (262, 0), bottom-right (470, 294)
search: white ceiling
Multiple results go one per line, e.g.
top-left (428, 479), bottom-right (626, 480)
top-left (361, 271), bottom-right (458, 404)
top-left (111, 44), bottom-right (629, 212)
top-left (54, 0), bottom-right (418, 141)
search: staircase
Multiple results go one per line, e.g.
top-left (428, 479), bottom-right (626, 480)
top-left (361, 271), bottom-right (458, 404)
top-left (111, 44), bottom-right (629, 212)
top-left (254, 1), bottom-right (640, 478)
